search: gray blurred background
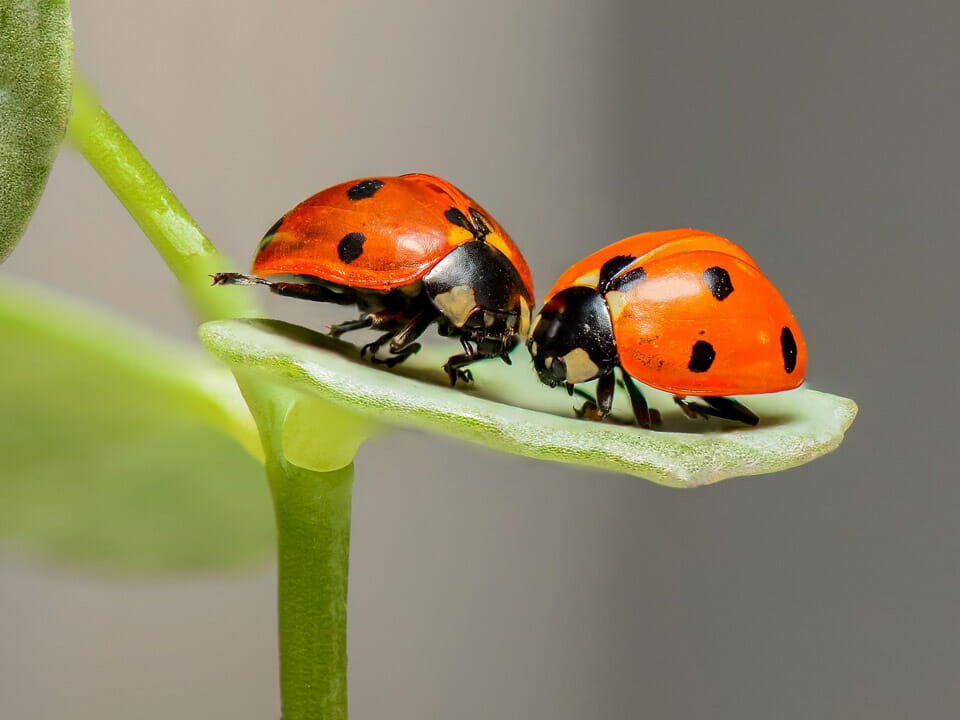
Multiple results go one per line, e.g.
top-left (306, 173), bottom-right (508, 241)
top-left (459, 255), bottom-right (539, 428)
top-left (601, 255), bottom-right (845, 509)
top-left (2, 0), bottom-right (959, 717)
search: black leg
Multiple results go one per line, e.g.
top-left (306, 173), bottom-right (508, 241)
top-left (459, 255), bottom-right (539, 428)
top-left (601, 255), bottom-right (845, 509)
top-left (328, 316), bottom-right (374, 337)
top-left (673, 395), bottom-right (759, 426)
top-left (702, 396), bottom-right (759, 426)
top-left (619, 370), bottom-right (655, 429)
top-left (673, 396), bottom-right (704, 420)
top-left (388, 308), bottom-right (436, 354)
top-left (212, 273), bottom-right (356, 305)
top-left (442, 338), bottom-right (480, 386)
top-left (574, 370), bottom-right (615, 421)
top-left (360, 330), bottom-right (399, 362)
top-left (571, 387), bottom-right (594, 403)
top-left (359, 309), bottom-right (437, 369)
top-left (442, 354), bottom-right (477, 386)
top-left (376, 309), bottom-right (437, 368)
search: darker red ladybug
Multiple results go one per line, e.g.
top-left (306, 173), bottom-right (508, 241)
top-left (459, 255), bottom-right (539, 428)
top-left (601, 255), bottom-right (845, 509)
top-left (214, 174), bottom-right (534, 384)
top-left (527, 229), bottom-right (806, 427)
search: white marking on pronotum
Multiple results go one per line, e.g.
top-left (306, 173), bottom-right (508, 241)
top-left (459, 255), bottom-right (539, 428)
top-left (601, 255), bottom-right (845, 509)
top-left (605, 290), bottom-right (628, 320)
top-left (560, 347), bottom-right (600, 383)
top-left (518, 296), bottom-right (531, 336)
top-left (433, 285), bottom-right (477, 327)
top-left (575, 270), bottom-right (600, 288)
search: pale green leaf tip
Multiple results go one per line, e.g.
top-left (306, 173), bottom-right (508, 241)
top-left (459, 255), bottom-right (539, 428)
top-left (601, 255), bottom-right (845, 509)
top-left (199, 319), bottom-right (857, 488)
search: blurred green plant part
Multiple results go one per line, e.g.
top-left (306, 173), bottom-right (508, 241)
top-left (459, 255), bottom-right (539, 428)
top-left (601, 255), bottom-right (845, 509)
top-left (0, 0), bottom-right (73, 262)
top-left (200, 318), bottom-right (858, 488)
top-left (0, 279), bottom-right (273, 571)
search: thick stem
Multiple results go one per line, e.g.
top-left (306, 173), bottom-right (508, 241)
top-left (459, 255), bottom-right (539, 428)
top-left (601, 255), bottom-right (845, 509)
top-left (269, 459), bottom-right (352, 720)
top-left (240, 380), bottom-right (354, 720)
top-left (65, 76), bottom-right (259, 323)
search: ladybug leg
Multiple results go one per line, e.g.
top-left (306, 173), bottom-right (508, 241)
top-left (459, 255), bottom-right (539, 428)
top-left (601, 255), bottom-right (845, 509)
top-left (574, 370), bottom-right (615, 421)
top-left (387, 308), bottom-right (436, 354)
top-left (328, 316), bottom-right (374, 337)
top-left (673, 395), bottom-right (706, 421)
top-left (359, 309), bottom-right (437, 368)
top-left (212, 273), bottom-right (356, 305)
top-left (360, 330), bottom-right (399, 362)
top-left (377, 308), bottom-right (437, 367)
top-left (442, 339), bottom-right (479, 386)
top-left (329, 307), bottom-right (410, 338)
top-left (619, 370), bottom-right (660, 429)
top-left (702, 396), bottom-right (760, 426)
top-left (571, 387), bottom-right (595, 403)
top-left (673, 396), bottom-right (759, 426)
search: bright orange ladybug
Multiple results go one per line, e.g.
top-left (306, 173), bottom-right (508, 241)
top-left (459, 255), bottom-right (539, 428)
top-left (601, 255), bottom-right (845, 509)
top-left (214, 174), bottom-right (534, 384)
top-left (526, 229), bottom-right (806, 427)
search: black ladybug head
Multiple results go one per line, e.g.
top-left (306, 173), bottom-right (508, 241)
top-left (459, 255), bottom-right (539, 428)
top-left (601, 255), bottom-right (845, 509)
top-left (527, 286), bottom-right (618, 387)
top-left (423, 241), bottom-right (532, 361)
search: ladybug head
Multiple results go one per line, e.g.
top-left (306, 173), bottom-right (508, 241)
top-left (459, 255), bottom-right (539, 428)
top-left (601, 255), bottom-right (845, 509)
top-left (527, 286), bottom-right (618, 387)
top-left (423, 241), bottom-right (533, 362)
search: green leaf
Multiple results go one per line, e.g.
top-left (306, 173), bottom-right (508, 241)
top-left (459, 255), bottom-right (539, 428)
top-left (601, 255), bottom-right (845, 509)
top-left (0, 279), bottom-right (273, 571)
top-left (200, 319), bottom-right (858, 488)
top-left (0, 0), bottom-right (73, 262)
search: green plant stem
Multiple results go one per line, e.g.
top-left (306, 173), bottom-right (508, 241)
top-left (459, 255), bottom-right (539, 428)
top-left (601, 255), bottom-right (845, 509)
top-left (65, 76), bottom-right (258, 323)
top-left (272, 461), bottom-right (352, 720)
top-left (241, 380), bottom-right (352, 720)
top-left (67, 76), bottom-right (358, 718)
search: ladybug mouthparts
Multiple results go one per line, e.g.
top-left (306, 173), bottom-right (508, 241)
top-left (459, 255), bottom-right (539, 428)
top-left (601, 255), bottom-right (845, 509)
top-left (463, 308), bottom-right (522, 362)
top-left (436, 306), bottom-right (521, 363)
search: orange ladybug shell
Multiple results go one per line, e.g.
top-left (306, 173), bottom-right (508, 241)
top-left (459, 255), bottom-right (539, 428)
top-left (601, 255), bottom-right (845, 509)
top-left (545, 228), bottom-right (758, 303)
top-left (251, 173), bottom-right (533, 296)
top-left (553, 230), bottom-right (806, 396)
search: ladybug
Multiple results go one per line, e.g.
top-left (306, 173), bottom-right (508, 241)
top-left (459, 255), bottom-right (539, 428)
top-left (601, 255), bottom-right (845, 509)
top-left (526, 229), bottom-right (806, 427)
top-left (213, 174), bottom-right (534, 384)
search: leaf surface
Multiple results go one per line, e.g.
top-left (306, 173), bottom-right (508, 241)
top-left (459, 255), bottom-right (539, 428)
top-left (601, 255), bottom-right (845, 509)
top-left (0, 280), bottom-right (272, 571)
top-left (201, 318), bottom-right (858, 488)
top-left (0, 0), bottom-right (73, 261)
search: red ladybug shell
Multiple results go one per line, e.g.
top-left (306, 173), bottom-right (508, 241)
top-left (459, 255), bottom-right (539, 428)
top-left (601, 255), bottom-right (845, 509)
top-left (545, 228), bottom-right (758, 302)
top-left (549, 229), bottom-right (806, 396)
top-left (251, 173), bottom-right (534, 296)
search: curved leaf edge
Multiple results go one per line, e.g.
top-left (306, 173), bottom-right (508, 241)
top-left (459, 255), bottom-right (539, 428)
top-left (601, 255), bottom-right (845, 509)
top-left (200, 318), bottom-right (858, 488)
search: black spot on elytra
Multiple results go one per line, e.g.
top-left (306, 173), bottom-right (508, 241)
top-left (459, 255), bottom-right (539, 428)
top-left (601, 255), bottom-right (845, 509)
top-left (337, 232), bottom-right (366, 263)
top-left (610, 266), bottom-right (647, 291)
top-left (468, 208), bottom-right (492, 241)
top-left (346, 179), bottom-right (384, 201)
top-left (257, 217), bottom-right (283, 251)
top-left (445, 207), bottom-right (471, 231)
top-left (781, 326), bottom-right (798, 373)
top-left (598, 255), bottom-right (638, 293)
top-left (703, 266), bottom-right (734, 301)
top-left (688, 340), bottom-right (715, 373)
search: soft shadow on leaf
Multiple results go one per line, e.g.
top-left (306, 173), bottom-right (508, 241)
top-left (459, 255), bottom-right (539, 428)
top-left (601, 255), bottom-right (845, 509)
top-left (0, 279), bottom-right (272, 572)
top-left (0, 0), bottom-right (73, 262)
top-left (200, 319), bottom-right (858, 488)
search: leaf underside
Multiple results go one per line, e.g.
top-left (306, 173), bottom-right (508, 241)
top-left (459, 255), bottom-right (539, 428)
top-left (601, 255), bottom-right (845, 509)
top-left (0, 0), bottom-right (74, 262)
top-left (0, 280), bottom-right (272, 572)
top-left (201, 319), bottom-right (858, 488)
